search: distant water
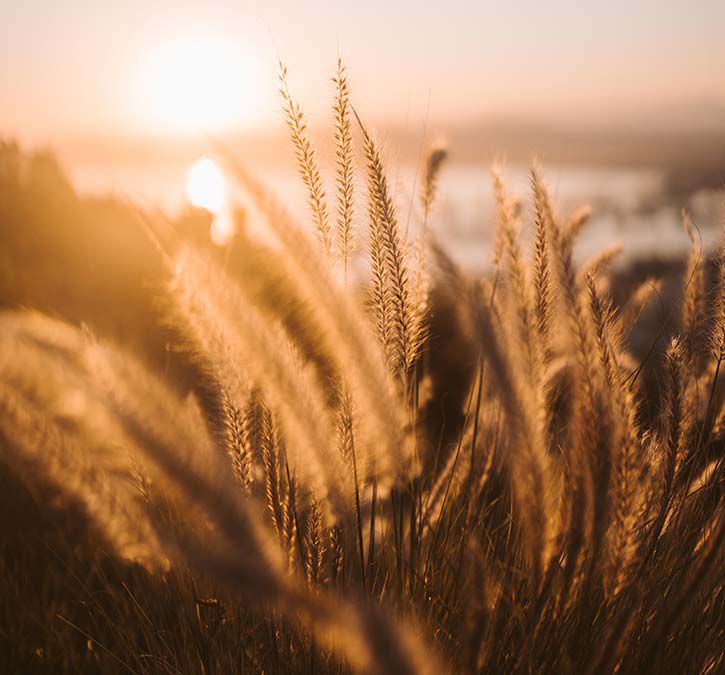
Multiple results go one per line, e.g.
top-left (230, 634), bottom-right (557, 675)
top-left (68, 158), bottom-right (724, 272)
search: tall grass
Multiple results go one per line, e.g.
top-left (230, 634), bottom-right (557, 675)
top-left (0, 60), bottom-right (722, 674)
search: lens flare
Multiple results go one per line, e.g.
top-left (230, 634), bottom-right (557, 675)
top-left (185, 157), bottom-right (227, 214)
top-left (210, 210), bottom-right (235, 246)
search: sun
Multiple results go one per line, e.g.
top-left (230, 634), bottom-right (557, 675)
top-left (143, 38), bottom-right (260, 134)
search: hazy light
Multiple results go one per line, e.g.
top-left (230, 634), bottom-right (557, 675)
top-left (143, 38), bottom-right (259, 134)
top-left (186, 157), bottom-right (228, 213)
top-left (210, 210), bottom-right (236, 246)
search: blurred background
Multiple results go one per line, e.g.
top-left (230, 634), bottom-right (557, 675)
top-left (1, 0), bottom-right (724, 355)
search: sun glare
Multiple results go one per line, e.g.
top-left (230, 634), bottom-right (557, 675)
top-left (186, 157), bottom-right (235, 246)
top-left (186, 157), bottom-right (227, 212)
top-left (144, 38), bottom-right (260, 134)
top-left (210, 210), bottom-right (235, 247)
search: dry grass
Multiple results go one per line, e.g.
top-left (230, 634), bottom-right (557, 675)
top-left (0, 60), bottom-right (723, 674)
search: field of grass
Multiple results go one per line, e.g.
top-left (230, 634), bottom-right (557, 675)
top-left (0, 61), bottom-right (723, 674)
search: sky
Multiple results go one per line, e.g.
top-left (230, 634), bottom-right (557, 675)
top-left (2, 0), bottom-right (725, 147)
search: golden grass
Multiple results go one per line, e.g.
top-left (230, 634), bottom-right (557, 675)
top-left (0, 59), bottom-right (723, 674)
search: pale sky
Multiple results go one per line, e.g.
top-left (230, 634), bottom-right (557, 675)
top-left (2, 0), bottom-right (724, 144)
